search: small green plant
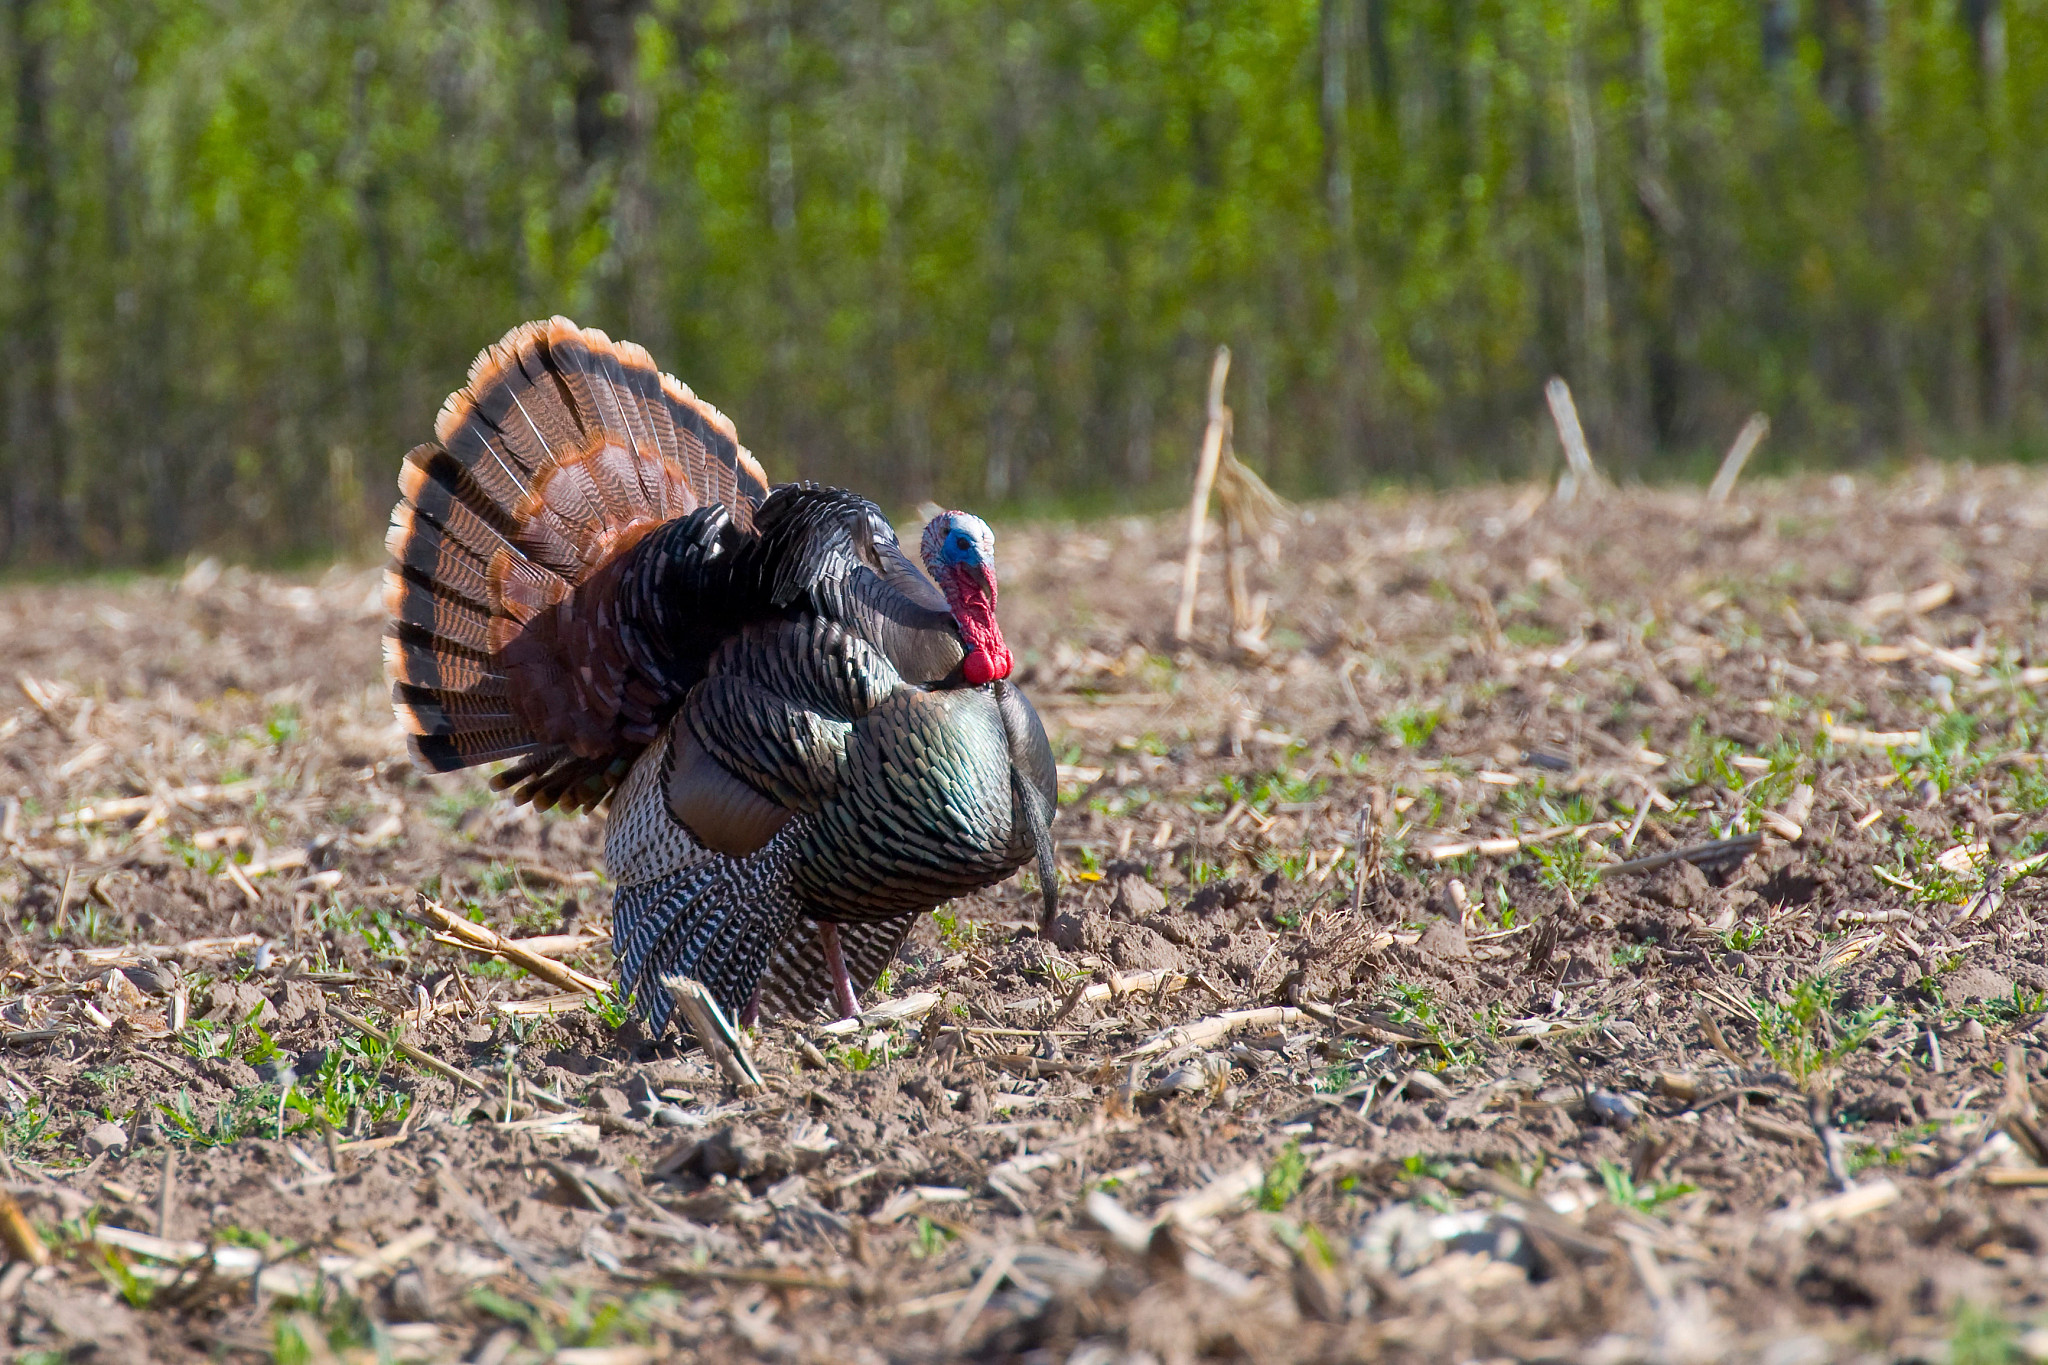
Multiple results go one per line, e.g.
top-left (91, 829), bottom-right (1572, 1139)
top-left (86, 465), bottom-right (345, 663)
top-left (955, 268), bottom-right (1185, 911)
top-left (350, 905), bottom-right (409, 958)
top-left (911, 1215), bottom-right (955, 1258)
top-left (1380, 981), bottom-right (1478, 1068)
top-left (1946, 1301), bottom-right (2020, 1365)
top-left (2, 1098), bottom-right (52, 1154)
top-left (1530, 838), bottom-right (1599, 895)
top-left (1721, 921), bottom-right (1766, 952)
top-left (1756, 975), bottom-right (1892, 1084)
top-left (1399, 1154), bottom-right (1453, 1182)
top-left (1596, 1158), bottom-right (1695, 1216)
top-left (932, 904), bottom-right (979, 952)
top-left (1259, 1141), bottom-right (1307, 1211)
top-left (1382, 705), bottom-right (1443, 750)
top-left (239, 1007), bottom-right (284, 1069)
top-left (90, 1247), bottom-right (157, 1310)
top-left (264, 704), bottom-right (302, 748)
top-left (589, 986), bottom-right (634, 1029)
top-left (1946, 983), bottom-right (2047, 1028)
top-left (829, 1040), bottom-right (887, 1071)
top-left (285, 1026), bottom-right (413, 1134)
top-left (158, 1085), bottom-right (277, 1147)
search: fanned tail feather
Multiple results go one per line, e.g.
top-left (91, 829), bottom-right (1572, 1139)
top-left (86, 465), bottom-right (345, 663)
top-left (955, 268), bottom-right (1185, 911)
top-left (385, 317), bottom-right (771, 807)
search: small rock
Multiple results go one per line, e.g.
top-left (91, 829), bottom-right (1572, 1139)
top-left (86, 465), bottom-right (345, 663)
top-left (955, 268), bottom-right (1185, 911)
top-left (1111, 875), bottom-right (1166, 919)
top-left (1587, 1088), bottom-right (1642, 1126)
top-left (593, 1086), bottom-right (631, 1117)
top-left (650, 1105), bottom-right (691, 1128)
top-left (119, 958), bottom-right (172, 995)
top-left (388, 1268), bottom-right (434, 1322)
top-left (84, 1121), bottom-right (128, 1157)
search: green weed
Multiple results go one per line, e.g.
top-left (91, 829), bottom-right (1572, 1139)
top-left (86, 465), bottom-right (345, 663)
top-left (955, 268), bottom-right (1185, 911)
top-left (912, 1216), bottom-right (955, 1258)
top-left (1755, 975), bottom-right (1892, 1085)
top-left (932, 904), bottom-right (979, 952)
top-left (1259, 1141), bottom-right (1307, 1211)
top-left (590, 986), bottom-right (634, 1030)
top-left (1382, 705), bottom-right (1443, 750)
top-left (1595, 1158), bottom-right (1695, 1216)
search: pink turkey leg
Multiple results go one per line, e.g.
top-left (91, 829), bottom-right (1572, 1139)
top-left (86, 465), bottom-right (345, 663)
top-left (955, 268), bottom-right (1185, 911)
top-left (819, 923), bottom-right (859, 1021)
top-left (740, 986), bottom-right (761, 1029)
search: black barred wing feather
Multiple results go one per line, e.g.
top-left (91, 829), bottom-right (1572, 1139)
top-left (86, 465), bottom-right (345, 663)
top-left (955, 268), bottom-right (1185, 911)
top-left (756, 915), bottom-right (919, 1022)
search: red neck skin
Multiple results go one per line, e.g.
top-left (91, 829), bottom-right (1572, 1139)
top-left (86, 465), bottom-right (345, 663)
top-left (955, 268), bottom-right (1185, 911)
top-left (942, 566), bottom-right (1013, 686)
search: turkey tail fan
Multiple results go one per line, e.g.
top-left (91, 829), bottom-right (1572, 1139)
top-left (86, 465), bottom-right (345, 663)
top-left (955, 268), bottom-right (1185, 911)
top-left (384, 317), bottom-right (770, 806)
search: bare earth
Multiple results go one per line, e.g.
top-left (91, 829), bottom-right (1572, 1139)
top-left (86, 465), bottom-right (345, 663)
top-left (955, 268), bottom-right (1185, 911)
top-left (6, 465), bottom-right (2048, 1364)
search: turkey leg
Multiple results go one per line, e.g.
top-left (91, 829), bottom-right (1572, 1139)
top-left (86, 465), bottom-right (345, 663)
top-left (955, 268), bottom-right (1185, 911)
top-left (818, 922), bottom-right (859, 1021)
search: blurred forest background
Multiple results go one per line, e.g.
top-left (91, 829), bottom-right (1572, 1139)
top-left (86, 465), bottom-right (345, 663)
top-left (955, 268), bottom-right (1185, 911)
top-left (0, 0), bottom-right (2042, 565)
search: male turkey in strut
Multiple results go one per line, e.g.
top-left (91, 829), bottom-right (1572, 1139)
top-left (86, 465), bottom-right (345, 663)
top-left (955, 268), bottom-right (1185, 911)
top-left (383, 317), bottom-right (1058, 1033)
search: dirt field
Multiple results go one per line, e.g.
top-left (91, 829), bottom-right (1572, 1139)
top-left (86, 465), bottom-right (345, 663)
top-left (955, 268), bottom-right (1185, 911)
top-left (6, 465), bottom-right (2048, 1363)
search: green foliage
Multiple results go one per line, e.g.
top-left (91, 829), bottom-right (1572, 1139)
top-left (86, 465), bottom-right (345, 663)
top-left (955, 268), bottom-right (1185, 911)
top-left (1, 1098), bottom-right (52, 1155)
top-left (287, 1028), bottom-right (413, 1133)
top-left (1947, 1302), bottom-right (2022, 1365)
top-left (1756, 976), bottom-right (1893, 1085)
top-left (157, 1086), bottom-right (278, 1148)
top-left (1380, 981), bottom-right (1477, 1068)
top-left (264, 704), bottom-right (301, 748)
top-left (6, 0), bottom-right (2048, 569)
top-left (932, 904), bottom-right (979, 953)
top-left (1381, 707), bottom-right (1443, 752)
top-left (1595, 1158), bottom-right (1695, 1216)
top-left (911, 1216), bottom-right (955, 1259)
top-left (1530, 838), bottom-right (1600, 896)
top-left (590, 986), bottom-right (635, 1030)
top-left (1259, 1141), bottom-right (1308, 1211)
top-left (91, 1248), bottom-right (157, 1310)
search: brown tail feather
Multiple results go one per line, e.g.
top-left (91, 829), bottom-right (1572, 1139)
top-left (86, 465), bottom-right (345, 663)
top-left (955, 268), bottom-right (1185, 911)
top-left (387, 317), bottom-right (770, 803)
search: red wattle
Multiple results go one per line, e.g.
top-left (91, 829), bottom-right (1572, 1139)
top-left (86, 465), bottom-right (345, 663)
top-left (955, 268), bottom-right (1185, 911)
top-left (945, 566), bottom-right (1012, 685)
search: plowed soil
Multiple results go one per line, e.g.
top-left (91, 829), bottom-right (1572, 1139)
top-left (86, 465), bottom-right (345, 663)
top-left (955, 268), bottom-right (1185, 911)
top-left (7, 465), bottom-right (2048, 1364)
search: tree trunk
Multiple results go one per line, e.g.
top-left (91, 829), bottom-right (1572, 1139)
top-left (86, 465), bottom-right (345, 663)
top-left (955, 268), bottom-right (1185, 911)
top-left (1321, 0), bottom-right (1366, 485)
top-left (1966, 0), bottom-right (2015, 431)
top-left (5, 0), bottom-right (67, 561)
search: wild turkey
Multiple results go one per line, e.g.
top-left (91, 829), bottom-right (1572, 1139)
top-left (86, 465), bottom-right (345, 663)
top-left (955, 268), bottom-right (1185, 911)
top-left (384, 317), bottom-right (1058, 1033)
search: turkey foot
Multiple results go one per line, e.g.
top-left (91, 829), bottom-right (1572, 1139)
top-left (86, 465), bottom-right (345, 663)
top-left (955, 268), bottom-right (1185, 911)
top-left (818, 923), bottom-right (859, 1021)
